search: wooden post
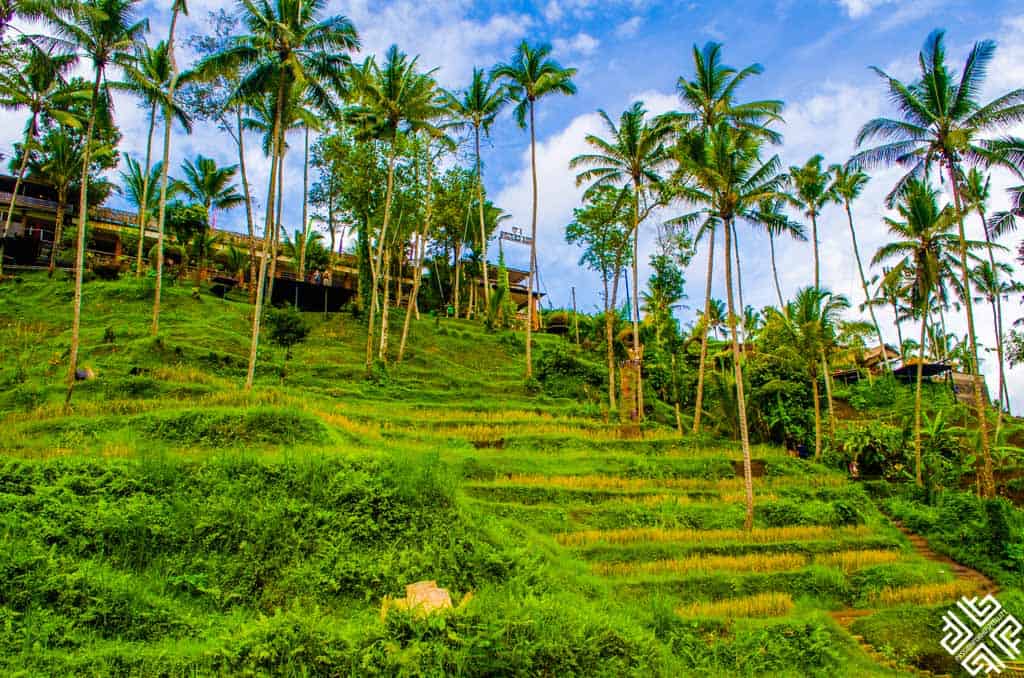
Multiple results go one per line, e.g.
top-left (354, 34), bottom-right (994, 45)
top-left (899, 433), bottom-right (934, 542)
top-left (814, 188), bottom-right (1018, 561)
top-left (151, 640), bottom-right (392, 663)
top-left (571, 286), bottom-right (579, 345)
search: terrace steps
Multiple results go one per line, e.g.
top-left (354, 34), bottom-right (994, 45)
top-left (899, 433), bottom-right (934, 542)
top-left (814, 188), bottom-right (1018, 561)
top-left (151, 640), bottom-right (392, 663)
top-left (828, 521), bottom-right (993, 678)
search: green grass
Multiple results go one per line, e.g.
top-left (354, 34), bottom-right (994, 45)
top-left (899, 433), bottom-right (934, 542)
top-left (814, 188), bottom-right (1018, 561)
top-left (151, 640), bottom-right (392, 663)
top-left (0, 272), bottom-right (987, 676)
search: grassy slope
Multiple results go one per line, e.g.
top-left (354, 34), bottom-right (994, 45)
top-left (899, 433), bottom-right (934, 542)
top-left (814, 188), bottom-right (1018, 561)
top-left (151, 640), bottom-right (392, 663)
top-left (0, 274), bottom-right (968, 676)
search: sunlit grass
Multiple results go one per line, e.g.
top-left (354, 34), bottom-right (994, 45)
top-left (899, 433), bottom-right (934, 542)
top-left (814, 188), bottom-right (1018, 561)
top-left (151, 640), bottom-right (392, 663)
top-left (594, 552), bottom-right (805, 577)
top-left (814, 549), bottom-right (902, 571)
top-left (676, 592), bottom-right (795, 619)
top-left (557, 525), bottom-right (873, 547)
top-left (868, 581), bottom-right (984, 606)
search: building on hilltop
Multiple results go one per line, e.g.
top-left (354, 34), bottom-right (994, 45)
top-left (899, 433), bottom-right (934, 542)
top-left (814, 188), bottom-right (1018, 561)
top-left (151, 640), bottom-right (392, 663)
top-left (0, 174), bottom-right (543, 318)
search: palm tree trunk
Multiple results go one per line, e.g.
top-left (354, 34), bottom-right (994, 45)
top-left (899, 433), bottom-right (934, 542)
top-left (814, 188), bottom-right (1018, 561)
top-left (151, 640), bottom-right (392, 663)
top-left (48, 189), bottom-right (67, 277)
top-left (476, 125), bottom-right (490, 306)
top-left (732, 221), bottom-right (746, 343)
top-left (245, 74), bottom-right (286, 391)
top-left (821, 349), bottom-right (837, 438)
top-left (379, 249), bottom-right (391, 360)
top-left (603, 270), bottom-right (616, 413)
top-left (724, 218), bottom-right (754, 530)
top-left (945, 157), bottom-right (994, 498)
top-left (811, 211), bottom-right (820, 290)
top-left (914, 311), bottom-right (927, 487)
top-left (525, 101), bottom-right (537, 379)
top-left (811, 371), bottom-right (822, 460)
top-left (769, 232), bottom-right (784, 309)
top-left (398, 141), bottom-right (433, 363)
top-left (846, 201), bottom-right (888, 370)
top-left (693, 226), bottom-right (715, 433)
top-left (978, 206), bottom-right (1008, 423)
top-left (453, 241), bottom-right (462, 316)
top-left (298, 125), bottom-right (310, 276)
top-left (0, 112), bottom-right (37, 276)
top-left (631, 181), bottom-right (643, 421)
top-left (266, 150), bottom-right (284, 302)
top-left (151, 7), bottom-right (182, 336)
top-left (367, 143), bottom-right (398, 372)
top-left (65, 70), bottom-right (102, 407)
top-left (236, 105), bottom-right (258, 304)
top-left (135, 102), bottom-right (157, 278)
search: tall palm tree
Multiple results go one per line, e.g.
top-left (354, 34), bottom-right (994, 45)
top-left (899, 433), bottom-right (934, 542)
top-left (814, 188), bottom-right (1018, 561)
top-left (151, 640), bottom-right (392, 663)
top-left (178, 154), bottom-right (243, 228)
top-left (347, 45), bottom-right (444, 366)
top-left (872, 180), bottom-right (964, 486)
top-left (570, 102), bottom-right (674, 421)
top-left (788, 154), bottom-right (833, 290)
top-left (676, 41), bottom-right (784, 144)
top-left (971, 260), bottom-right (1019, 417)
top-left (118, 39), bottom-right (190, 277)
top-left (673, 123), bottom-right (787, 530)
top-left (493, 41), bottom-right (577, 379)
top-left (42, 0), bottom-right (148, 406)
top-left (852, 31), bottom-right (1024, 497)
top-left (772, 287), bottom-right (850, 461)
top-left (150, 0), bottom-right (189, 336)
top-left (830, 163), bottom-right (890, 370)
top-left (119, 153), bottom-right (163, 227)
top-left (194, 0), bottom-right (359, 390)
top-left (753, 198), bottom-right (806, 309)
top-left (26, 128), bottom-right (91, 276)
top-left (445, 68), bottom-right (507, 308)
top-left (961, 169), bottom-right (1010, 417)
top-left (0, 43), bottom-right (85, 274)
top-left (675, 41), bottom-right (781, 434)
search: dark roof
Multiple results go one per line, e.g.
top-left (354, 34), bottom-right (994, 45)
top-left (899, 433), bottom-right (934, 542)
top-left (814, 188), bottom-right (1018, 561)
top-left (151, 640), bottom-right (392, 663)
top-left (892, 362), bottom-right (952, 380)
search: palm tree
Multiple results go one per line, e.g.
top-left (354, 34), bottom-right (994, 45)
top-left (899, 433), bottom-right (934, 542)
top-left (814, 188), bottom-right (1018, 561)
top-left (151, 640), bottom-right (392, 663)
top-left (570, 102), bottom-right (673, 421)
top-left (852, 30), bottom-right (1024, 497)
top-left (772, 287), bottom-right (850, 461)
top-left (673, 123), bottom-right (787, 530)
top-left (493, 41), bottom-right (577, 379)
top-left (961, 169), bottom-right (1010, 417)
top-left (872, 180), bottom-right (963, 486)
top-left (347, 45), bottom-right (444, 366)
top-left (753, 198), bottom-right (806, 309)
top-left (675, 41), bottom-right (781, 435)
top-left (193, 0), bottom-right (358, 390)
top-left (149, 0), bottom-right (190, 337)
top-left (41, 0), bottom-right (148, 405)
top-left (445, 67), bottom-right (507, 308)
top-left (788, 155), bottom-right (833, 290)
top-left (178, 155), bottom-right (243, 228)
top-left (119, 153), bottom-right (163, 226)
top-left (676, 41), bottom-right (784, 143)
top-left (970, 261), bottom-right (1018, 414)
top-left (0, 43), bottom-right (85, 274)
top-left (118, 39), bottom-right (190, 277)
top-left (829, 162), bottom-right (889, 368)
top-left (26, 128), bottom-right (90, 276)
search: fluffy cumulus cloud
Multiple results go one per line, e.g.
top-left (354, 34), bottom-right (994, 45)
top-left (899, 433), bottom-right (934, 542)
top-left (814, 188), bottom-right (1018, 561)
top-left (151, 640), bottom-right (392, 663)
top-left (553, 32), bottom-right (600, 56)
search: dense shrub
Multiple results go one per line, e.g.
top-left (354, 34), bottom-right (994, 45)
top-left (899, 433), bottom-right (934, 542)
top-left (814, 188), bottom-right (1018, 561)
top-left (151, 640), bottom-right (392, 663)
top-left (140, 407), bottom-right (327, 446)
top-left (884, 489), bottom-right (1024, 587)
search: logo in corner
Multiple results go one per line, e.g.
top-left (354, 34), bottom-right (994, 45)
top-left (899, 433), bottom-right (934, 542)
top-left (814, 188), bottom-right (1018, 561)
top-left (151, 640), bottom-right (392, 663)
top-left (941, 594), bottom-right (1022, 675)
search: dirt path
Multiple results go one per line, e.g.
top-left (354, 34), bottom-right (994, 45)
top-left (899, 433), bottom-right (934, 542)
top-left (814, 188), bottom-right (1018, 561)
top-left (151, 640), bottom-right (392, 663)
top-left (829, 521), bottom-right (997, 678)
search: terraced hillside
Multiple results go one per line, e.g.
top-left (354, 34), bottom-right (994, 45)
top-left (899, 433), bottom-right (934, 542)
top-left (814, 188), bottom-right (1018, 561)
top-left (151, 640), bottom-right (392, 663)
top-left (0, 274), bottom-right (1006, 676)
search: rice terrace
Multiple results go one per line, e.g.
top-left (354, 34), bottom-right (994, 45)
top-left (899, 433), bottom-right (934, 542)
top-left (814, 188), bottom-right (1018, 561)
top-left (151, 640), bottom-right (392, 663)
top-left (1, 0), bottom-right (1024, 676)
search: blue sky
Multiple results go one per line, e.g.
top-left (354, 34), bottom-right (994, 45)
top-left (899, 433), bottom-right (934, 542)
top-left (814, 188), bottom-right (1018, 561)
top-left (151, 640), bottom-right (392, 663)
top-left (6, 0), bottom-right (1024, 410)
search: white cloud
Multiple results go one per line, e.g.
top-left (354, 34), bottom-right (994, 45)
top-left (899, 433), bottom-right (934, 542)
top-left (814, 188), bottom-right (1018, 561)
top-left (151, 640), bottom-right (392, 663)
top-left (553, 32), bottom-right (600, 56)
top-left (836, 0), bottom-right (894, 18)
top-left (543, 0), bottom-right (563, 23)
top-left (615, 16), bottom-right (643, 38)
